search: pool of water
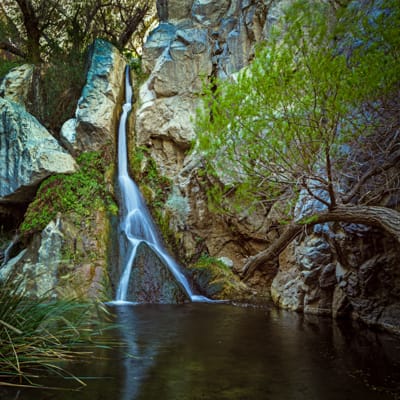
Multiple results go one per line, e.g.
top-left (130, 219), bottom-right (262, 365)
top-left (3, 303), bottom-right (400, 399)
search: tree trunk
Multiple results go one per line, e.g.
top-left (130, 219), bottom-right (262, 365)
top-left (15, 0), bottom-right (42, 63)
top-left (241, 204), bottom-right (400, 280)
top-left (241, 223), bottom-right (303, 281)
top-left (117, 5), bottom-right (149, 48)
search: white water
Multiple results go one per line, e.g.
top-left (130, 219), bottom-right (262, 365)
top-left (115, 67), bottom-right (209, 303)
top-left (1, 234), bottom-right (19, 267)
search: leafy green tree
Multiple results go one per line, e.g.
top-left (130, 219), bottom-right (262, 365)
top-left (196, 0), bottom-right (400, 277)
top-left (0, 0), bottom-right (156, 64)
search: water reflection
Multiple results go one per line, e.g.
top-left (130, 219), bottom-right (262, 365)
top-left (2, 303), bottom-right (400, 399)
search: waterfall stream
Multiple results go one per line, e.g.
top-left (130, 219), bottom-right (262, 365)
top-left (115, 67), bottom-right (207, 303)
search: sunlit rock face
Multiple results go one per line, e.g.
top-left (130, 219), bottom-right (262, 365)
top-left (61, 39), bottom-right (126, 155)
top-left (0, 64), bottom-right (34, 107)
top-left (137, 0), bottom-right (268, 177)
top-left (134, 1), bottom-right (271, 283)
top-left (0, 98), bottom-right (77, 203)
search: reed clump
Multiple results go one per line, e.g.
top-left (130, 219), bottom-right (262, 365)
top-left (0, 273), bottom-right (113, 389)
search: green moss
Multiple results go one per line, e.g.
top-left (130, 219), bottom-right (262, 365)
top-left (20, 150), bottom-right (118, 235)
top-left (188, 253), bottom-right (249, 300)
top-left (128, 146), bottom-right (178, 251)
top-left (195, 254), bottom-right (230, 270)
top-left (123, 53), bottom-right (149, 84)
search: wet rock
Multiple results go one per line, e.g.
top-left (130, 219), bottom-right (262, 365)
top-left (61, 39), bottom-right (126, 155)
top-left (271, 220), bottom-right (400, 330)
top-left (0, 98), bottom-right (77, 203)
top-left (271, 242), bottom-right (305, 311)
top-left (33, 219), bottom-right (64, 298)
top-left (126, 242), bottom-right (189, 303)
top-left (0, 64), bottom-right (34, 107)
top-left (0, 219), bottom-right (63, 299)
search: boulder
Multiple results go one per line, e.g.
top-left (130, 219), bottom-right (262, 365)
top-left (0, 219), bottom-right (62, 299)
top-left (0, 211), bottom-right (113, 300)
top-left (0, 64), bottom-right (34, 107)
top-left (0, 98), bottom-right (77, 203)
top-left (61, 39), bottom-right (126, 155)
top-left (125, 242), bottom-right (189, 303)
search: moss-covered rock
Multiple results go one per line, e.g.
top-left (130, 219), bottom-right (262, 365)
top-left (3, 149), bottom-right (118, 301)
top-left (187, 255), bottom-right (252, 300)
top-left (20, 150), bottom-right (117, 235)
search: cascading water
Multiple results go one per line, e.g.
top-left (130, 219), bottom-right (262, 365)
top-left (115, 67), bottom-right (208, 303)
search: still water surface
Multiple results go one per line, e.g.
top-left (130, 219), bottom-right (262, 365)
top-left (5, 303), bottom-right (400, 399)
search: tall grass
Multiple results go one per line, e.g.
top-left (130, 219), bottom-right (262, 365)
top-left (0, 273), bottom-right (114, 389)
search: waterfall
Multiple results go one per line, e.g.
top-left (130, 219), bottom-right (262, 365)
top-left (115, 66), bottom-right (208, 303)
top-left (1, 234), bottom-right (20, 267)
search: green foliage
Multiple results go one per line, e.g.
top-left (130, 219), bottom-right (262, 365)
top-left (40, 53), bottom-right (86, 132)
top-left (195, 253), bottom-right (230, 271)
top-left (0, 0), bottom-right (156, 64)
top-left (196, 0), bottom-right (400, 213)
top-left (165, 190), bottom-right (190, 228)
top-left (0, 273), bottom-right (113, 388)
top-left (0, 59), bottom-right (23, 78)
top-left (130, 146), bottom-right (171, 206)
top-left (124, 52), bottom-right (148, 83)
top-left (20, 151), bottom-right (117, 235)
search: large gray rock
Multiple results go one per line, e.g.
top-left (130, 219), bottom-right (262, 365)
top-left (136, 0), bottom-right (268, 199)
top-left (125, 242), bottom-right (189, 303)
top-left (0, 98), bottom-right (77, 203)
top-left (192, 0), bottom-right (231, 26)
top-left (0, 211), bottom-right (113, 300)
top-left (0, 64), bottom-right (34, 107)
top-left (0, 219), bottom-right (62, 299)
top-left (61, 39), bottom-right (126, 155)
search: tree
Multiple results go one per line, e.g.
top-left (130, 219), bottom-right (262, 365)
top-left (0, 0), bottom-right (156, 64)
top-left (196, 0), bottom-right (400, 278)
top-left (0, 0), bottom-right (156, 132)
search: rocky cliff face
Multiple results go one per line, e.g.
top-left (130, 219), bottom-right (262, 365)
top-left (133, 0), bottom-right (400, 333)
top-left (61, 39), bottom-right (126, 156)
top-left (134, 0), bottom-right (273, 295)
top-left (137, 0), bottom-right (268, 175)
top-left (0, 40), bottom-right (125, 300)
top-left (271, 225), bottom-right (400, 334)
